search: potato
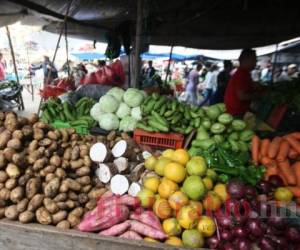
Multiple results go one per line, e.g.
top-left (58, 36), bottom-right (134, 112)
top-left (70, 159), bottom-right (84, 170)
top-left (56, 202), bottom-right (68, 210)
top-left (67, 128), bottom-right (76, 135)
top-left (75, 166), bottom-right (90, 177)
top-left (68, 191), bottom-right (78, 201)
top-left (33, 158), bottom-right (48, 171)
top-left (83, 155), bottom-right (92, 168)
top-left (71, 134), bottom-right (79, 141)
top-left (17, 198), bottom-right (29, 213)
top-left (28, 140), bottom-right (38, 153)
top-left (70, 207), bottom-right (84, 218)
top-left (39, 138), bottom-right (52, 147)
top-left (60, 129), bottom-right (69, 143)
top-left (54, 193), bottom-right (67, 202)
top-left (27, 150), bottom-right (42, 164)
top-left (7, 138), bottom-right (22, 151)
top-left (0, 130), bottom-right (12, 149)
top-left (19, 210), bottom-right (35, 223)
top-left (12, 152), bottom-right (26, 166)
top-left (33, 128), bottom-right (44, 140)
top-left (63, 148), bottom-right (72, 161)
top-left (67, 213), bottom-right (81, 227)
top-left (22, 125), bottom-right (33, 138)
top-left (44, 149), bottom-right (52, 158)
top-left (76, 176), bottom-right (91, 186)
top-left (10, 186), bottom-right (24, 203)
top-left (45, 173), bottom-right (57, 183)
top-left (56, 220), bottom-right (70, 229)
top-left (0, 183), bottom-right (4, 189)
top-left (81, 184), bottom-right (92, 193)
top-left (3, 148), bottom-right (16, 161)
top-left (50, 155), bottom-right (61, 168)
top-left (78, 193), bottom-right (89, 204)
top-left (38, 147), bottom-right (46, 155)
top-left (36, 207), bottom-right (52, 225)
top-left (61, 142), bottom-right (70, 148)
top-left (12, 130), bottom-right (23, 140)
top-left (0, 170), bottom-right (8, 183)
top-left (5, 205), bottom-right (18, 220)
top-left (85, 199), bottom-right (97, 210)
top-left (48, 141), bottom-right (58, 152)
top-left (25, 168), bottom-right (34, 176)
top-left (0, 207), bottom-right (5, 219)
top-left (28, 194), bottom-right (44, 212)
top-left (33, 121), bottom-right (49, 130)
top-left (43, 165), bottom-right (57, 175)
top-left (44, 178), bottom-right (60, 198)
top-left (47, 131), bottom-right (58, 141)
top-left (65, 199), bottom-right (76, 210)
top-left (52, 210), bottom-right (67, 225)
top-left (71, 146), bottom-right (80, 161)
top-left (92, 176), bottom-right (104, 188)
top-left (0, 111), bottom-right (5, 121)
top-left (55, 168), bottom-right (66, 179)
top-left (59, 180), bottom-right (69, 193)
top-left (61, 160), bottom-right (70, 169)
top-left (18, 174), bottom-right (31, 186)
top-left (43, 198), bottom-right (59, 214)
top-left (0, 188), bottom-right (10, 200)
top-left (66, 179), bottom-right (81, 192)
top-left (27, 113), bottom-right (39, 125)
top-left (6, 163), bottom-right (20, 179)
top-left (5, 178), bottom-right (17, 190)
top-left (26, 178), bottom-right (41, 199)
top-left (88, 188), bottom-right (106, 200)
top-left (0, 152), bottom-right (7, 168)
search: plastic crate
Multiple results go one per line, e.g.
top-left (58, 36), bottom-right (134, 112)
top-left (133, 129), bottom-right (184, 149)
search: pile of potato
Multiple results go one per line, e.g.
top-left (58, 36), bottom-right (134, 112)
top-left (0, 111), bottom-right (106, 229)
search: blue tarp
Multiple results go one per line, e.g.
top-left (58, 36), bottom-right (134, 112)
top-left (71, 52), bottom-right (105, 60)
top-left (141, 52), bottom-right (201, 61)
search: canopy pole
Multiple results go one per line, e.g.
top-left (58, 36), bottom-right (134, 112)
top-left (65, 12), bottom-right (70, 78)
top-left (271, 43), bottom-right (279, 85)
top-left (6, 26), bottom-right (24, 110)
top-left (164, 45), bottom-right (174, 85)
top-left (134, 0), bottom-right (143, 89)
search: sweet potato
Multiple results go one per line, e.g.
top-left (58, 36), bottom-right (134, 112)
top-left (119, 230), bottom-right (143, 240)
top-left (44, 178), bottom-right (60, 198)
top-left (52, 210), bottom-right (68, 225)
top-left (5, 178), bottom-right (17, 190)
top-left (36, 207), bottom-right (52, 225)
top-left (10, 186), bottom-right (24, 203)
top-left (26, 178), bottom-right (41, 199)
top-left (5, 205), bottom-right (18, 220)
top-left (19, 211), bottom-right (35, 223)
top-left (17, 198), bottom-right (29, 213)
top-left (28, 194), bottom-right (44, 212)
top-left (56, 220), bottom-right (70, 229)
top-left (6, 163), bottom-right (20, 179)
top-left (130, 210), bottom-right (162, 231)
top-left (99, 220), bottom-right (131, 236)
top-left (129, 220), bottom-right (167, 240)
top-left (43, 198), bottom-right (59, 214)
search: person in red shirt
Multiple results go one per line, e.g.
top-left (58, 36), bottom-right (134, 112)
top-left (224, 49), bottom-right (259, 116)
top-left (0, 53), bottom-right (6, 81)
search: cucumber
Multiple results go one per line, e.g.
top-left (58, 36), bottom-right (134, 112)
top-left (151, 111), bottom-right (168, 127)
top-left (148, 120), bottom-right (169, 132)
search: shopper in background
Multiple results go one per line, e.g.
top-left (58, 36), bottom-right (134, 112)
top-left (143, 60), bottom-right (156, 80)
top-left (199, 63), bottom-right (218, 105)
top-left (224, 49), bottom-right (264, 117)
top-left (287, 64), bottom-right (299, 79)
top-left (97, 60), bottom-right (106, 68)
top-left (185, 63), bottom-right (202, 105)
top-left (251, 65), bottom-right (261, 82)
top-left (260, 62), bottom-right (272, 85)
top-left (0, 53), bottom-right (6, 81)
top-left (31, 55), bottom-right (58, 84)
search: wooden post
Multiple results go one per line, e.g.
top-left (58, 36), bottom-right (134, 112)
top-left (164, 45), bottom-right (174, 85)
top-left (6, 26), bottom-right (24, 110)
top-left (134, 0), bottom-right (143, 88)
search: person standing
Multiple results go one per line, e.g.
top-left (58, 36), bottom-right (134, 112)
top-left (287, 64), bottom-right (299, 79)
top-left (31, 55), bottom-right (58, 84)
top-left (224, 49), bottom-right (263, 117)
top-left (143, 60), bottom-right (156, 79)
top-left (0, 53), bottom-right (6, 81)
top-left (200, 64), bottom-right (218, 105)
top-left (185, 63), bottom-right (202, 105)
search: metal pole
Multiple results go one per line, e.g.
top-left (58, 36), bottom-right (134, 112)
top-left (134, 0), bottom-right (143, 88)
top-left (164, 45), bottom-right (174, 84)
top-left (271, 43), bottom-right (279, 85)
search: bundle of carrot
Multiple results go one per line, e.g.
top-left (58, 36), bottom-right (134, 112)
top-left (252, 132), bottom-right (300, 200)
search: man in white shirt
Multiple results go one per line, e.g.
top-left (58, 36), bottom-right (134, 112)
top-left (200, 64), bottom-right (218, 105)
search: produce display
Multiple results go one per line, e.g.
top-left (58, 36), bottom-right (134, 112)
top-left (40, 97), bottom-right (96, 129)
top-left (90, 87), bottom-right (145, 132)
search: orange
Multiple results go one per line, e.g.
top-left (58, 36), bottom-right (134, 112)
top-left (168, 191), bottom-right (189, 210)
top-left (158, 178), bottom-right (179, 199)
top-left (203, 191), bottom-right (222, 212)
top-left (153, 198), bottom-right (173, 219)
top-left (173, 149), bottom-right (190, 165)
top-left (165, 236), bottom-right (183, 246)
top-left (164, 162), bottom-right (186, 183)
top-left (197, 216), bottom-right (216, 237)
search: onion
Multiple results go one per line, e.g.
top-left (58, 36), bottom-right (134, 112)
top-left (256, 180), bottom-right (271, 194)
top-left (215, 214), bottom-right (233, 229)
top-left (266, 226), bottom-right (282, 236)
top-left (206, 235), bottom-right (219, 249)
top-left (234, 213), bottom-right (248, 225)
top-left (220, 229), bottom-right (233, 241)
top-left (268, 175), bottom-right (284, 188)
top-left (235, 238), bottom-right (252, 250)
top-left (259, 237), bottom-right (275, 250)
top-left (268, 216), bottom-right (287, 230)
top-left (286, 227), bottom-right (300, 243)
top-left (227, 179), bottom-right (246, 199)
top-left (233, 226), bottom-right (248, 238)
top-left (222, 242), bottom-right (235, 250)
top-left (268, 235), bottom-right (288, 248)
top-left (225, 199), bottom-right (239, 214)
top-left (245, 185), bottom-right (257, 199)
top-left (247, 218), bottom-right (265, 237)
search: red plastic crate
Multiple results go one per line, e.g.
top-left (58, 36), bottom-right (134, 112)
top-left (133, 129), bottom-right (184, 149)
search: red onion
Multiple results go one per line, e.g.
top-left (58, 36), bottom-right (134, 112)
top-left (247, 218), bottom-right (265, 237)
top-left (267, 175), bottom-right (284, 188)
top-left (268, 216), bottom-right (287, 230)
top-left (227, 180), bottom-right (246, 199)
top-left (233, 226), bottom-right (248, 238)
top-left (245, 185), bottom-right (257, 199)
top-left (235, 238), bottom-right (252, 250)
top-left (256, 180), bottom-right (271, 194)
top-left (220, 229), bottom-right (233, 241)
top-left (206, 235), bottom-right (220, 249)
top-left (286, 227), bottom-right (300, 243)
top-left (259, 237), bottom-right (275, 250)
top-left (222, 242), bottom-right (235, 250)
top-left (215, 214), bottom-right (233, 229)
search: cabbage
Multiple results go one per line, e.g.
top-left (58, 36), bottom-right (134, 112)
top-left (90, 103), bottom-right (105, 121)
top-left (119, 116), bottom-right (137, 132)
top-left (131, 106), bottom-right (142, 121)
top-left (106, 87), bottom-right (125, 102)
top-left (123, 88), bottom-right (144, 107)
top-left (99, 94), bottom-right (120, 113)
top-left (116, 102), bottom-right (131, 118)
top-left (99, 113), bottom-right (119, 131)
top-left (140, 90), bottom-right (148, 99)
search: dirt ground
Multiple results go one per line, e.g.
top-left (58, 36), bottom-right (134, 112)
top-left (16, 85), bottom-right (41, 117)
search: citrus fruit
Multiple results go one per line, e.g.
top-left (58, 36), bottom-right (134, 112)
top-left (274, 187), bottom-right (293, 203)
top-left (177, 205), bottom-right (200, 229)
top-left (206, 169), bottom-right (218, 182)
top-left (137, 188), bottom-right (155, 208)
top-left (165, 236), bottom-right (183, 246)
top-left (189, 201), bottom-right (203, 216)
top-left (158, 178), bottom-right (179, 199)
top-left (186, 156), bottom-right (207, 176)
top-left (173, 149), bottom-right (190, 165)
top-left (153, 198), bottom-right (173, 219)
top-left (144, 237), bottom-right (159, 243)
top-left (162, 149), bottom-right (175, 159)
top-left (162, 218), bottom-right (182, 236)
top-left (168, 191), bottom-right (189, 210)
top-left (182, 175), bottom-right (207, 201)
top-left (203, 191), bottom-right (222, 212)
top-left (182, 229), bottom-right (204, 248)
top-left (213, 183), bottom-right (229, 202)
top-left (145, 156), bottom-right (157, 171)
top-left (164, 162), bottom-right (186, 183)
top-left (143, 176), bottom-right (160, 193)
top-left (155, 157), bottom-right (172, 176)
top-left (197, 216), bottom-right (216, 237)
top-left (203, 177), bottom-right (213, 190)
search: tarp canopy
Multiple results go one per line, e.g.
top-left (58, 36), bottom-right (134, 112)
top-left (1, 0), bottom-right (300, 49)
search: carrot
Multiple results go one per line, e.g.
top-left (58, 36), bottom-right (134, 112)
top-left (286, 186), bottom-right (300, 198)
top-left (285, 135), bottom-right (300, 154)
top-left (291, 132), bottom-right (300, 140)
top-left (251, 135), bottom-right (260, 165)
top-left (261, 156), bottom-right (276, 167)
top-left (277, 160), bottom-right (296, 185)
top-left (264, 165), bottom-right (278, 180)
top-left (293, 162), bottom-right (300, 187)
top-left (260, 139), bottom-right (271, 159)
top-left (276, 140), bottom-right (290, 162)
top-left (268, 137), bottom-right (282, 159)
top-left (289, 148), bottom-right (298, 159)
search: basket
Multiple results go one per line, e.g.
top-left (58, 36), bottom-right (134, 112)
top-left (133, 129), bottom-right (184, 149)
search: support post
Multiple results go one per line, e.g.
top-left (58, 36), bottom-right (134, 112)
top-left (164, 45), bottom-right (174, 85)
top-left (134, 0), bottom-right (143, 88)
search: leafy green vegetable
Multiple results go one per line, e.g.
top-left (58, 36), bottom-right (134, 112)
top-left (106, 87), bottom-right (125, 102)
top-left (123, 88), bottom-right (144, 107)
top-left (90, 103), bottom-right (105, 121)
top-left (131, 107), bottom-right (142, 121)
top-left (119, 116), bottom-right (138, 132)
top-left (116, 102), bottom-right (131, 119)
top-left (99, 94), bottom-right (120, 113)
top-left (99, 113), bottom-right (119, 130)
